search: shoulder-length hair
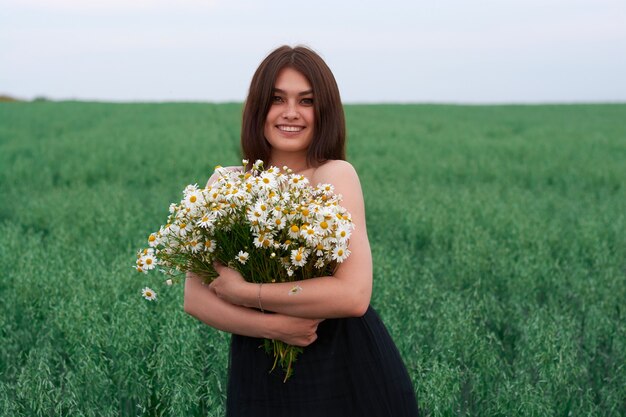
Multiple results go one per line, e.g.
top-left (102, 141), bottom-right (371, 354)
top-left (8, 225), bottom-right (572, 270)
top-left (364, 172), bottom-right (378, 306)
top-left (241, 45), bottom-right (346, 168)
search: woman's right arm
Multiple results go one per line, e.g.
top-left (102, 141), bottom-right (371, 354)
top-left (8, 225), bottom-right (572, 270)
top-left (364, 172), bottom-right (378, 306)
top-left (184, 272), bottom-right (322, 347)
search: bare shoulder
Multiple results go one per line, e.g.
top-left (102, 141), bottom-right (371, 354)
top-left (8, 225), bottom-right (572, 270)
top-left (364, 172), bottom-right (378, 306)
top-left (311, 160), bottom-right (359, 186)
top-left (206, 165), bottom-right (242, 187)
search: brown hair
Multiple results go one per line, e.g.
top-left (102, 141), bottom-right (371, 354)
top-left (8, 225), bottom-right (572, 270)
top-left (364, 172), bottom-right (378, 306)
top-left (241, 45), bottom-right (346, 167)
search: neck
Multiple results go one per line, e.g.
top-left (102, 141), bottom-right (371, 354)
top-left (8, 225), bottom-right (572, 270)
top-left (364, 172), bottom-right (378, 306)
top-left (268, 150), bottom-right (309, 173)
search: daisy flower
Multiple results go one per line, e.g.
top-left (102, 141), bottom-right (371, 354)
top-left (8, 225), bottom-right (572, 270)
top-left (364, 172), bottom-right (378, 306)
top-left (184, 189), bottom-right (203, 209)
top-left (197, 213), bottom-right (215, 230)
top-left (237, 251), bottom-right (250, 264)
top-left (287, 224), bottom-right (300, 239)
top-left (314, 219), bottom-right (332, 236)
top-left (335, 223), bottom-right (354, 242)
top-left (141, 252), bottom-right (157, 271)
top-left (270, 214), bottom-right (287, 231)
top-left (148, 233), bottom-right (159, 248)
top-left (300, 225), bottom-right (321, 246)
top-left (253, 233), bottom-right (274, 249)
top-left (331, 245), bottom-right (351, 262)
top-left (141, 287), bottom-right (157, 301)
top-left (290, 247), bottom-right (310, 268)
top-left (204, 239), bottom-right (216, 253)
top-left (259, 172), bottom-right (277, 189)
top-left (187, 238), bottom-right (202, 254)
top-left (289, 174), bottom-right (308, 188)
top-left (172, 221), bottom-right (192, 237)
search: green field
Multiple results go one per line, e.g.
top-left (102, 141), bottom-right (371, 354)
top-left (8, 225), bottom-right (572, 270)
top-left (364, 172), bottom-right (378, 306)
top-left (1, 102), bottom-right (625, 416)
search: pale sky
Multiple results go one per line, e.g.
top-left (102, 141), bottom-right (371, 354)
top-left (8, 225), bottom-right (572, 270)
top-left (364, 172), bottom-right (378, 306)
top-left (2, 0), bottom-right (625, 103)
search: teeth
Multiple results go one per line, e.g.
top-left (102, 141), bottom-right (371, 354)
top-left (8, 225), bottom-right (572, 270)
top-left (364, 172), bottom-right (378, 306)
top-left (278, 125), bottom-right (303, 132)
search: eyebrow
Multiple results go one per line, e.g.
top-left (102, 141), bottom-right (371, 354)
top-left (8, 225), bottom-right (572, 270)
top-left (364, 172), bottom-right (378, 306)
top-left (273, 88), bottom-right (313, 96)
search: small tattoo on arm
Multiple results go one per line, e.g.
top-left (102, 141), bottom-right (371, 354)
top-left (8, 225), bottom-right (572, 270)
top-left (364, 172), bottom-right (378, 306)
top-left (288, 285), bottom-right (303, 296)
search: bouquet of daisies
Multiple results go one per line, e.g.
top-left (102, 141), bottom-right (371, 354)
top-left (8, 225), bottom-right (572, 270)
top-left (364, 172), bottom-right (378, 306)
top-left (134, 159), bottom-right (354, 381)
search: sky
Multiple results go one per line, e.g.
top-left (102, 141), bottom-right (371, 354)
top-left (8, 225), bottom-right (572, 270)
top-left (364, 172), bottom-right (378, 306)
top-left (2, 0), bottom-right (626, 103)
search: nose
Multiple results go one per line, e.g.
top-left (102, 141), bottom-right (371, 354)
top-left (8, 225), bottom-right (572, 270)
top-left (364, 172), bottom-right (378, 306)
top-left (282, 101), bottom-right (299, 119)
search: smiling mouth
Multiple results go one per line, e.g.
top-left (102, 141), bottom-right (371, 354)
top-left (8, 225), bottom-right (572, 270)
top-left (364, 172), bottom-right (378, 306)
top-left (277, 125), bottom-right (304, 132)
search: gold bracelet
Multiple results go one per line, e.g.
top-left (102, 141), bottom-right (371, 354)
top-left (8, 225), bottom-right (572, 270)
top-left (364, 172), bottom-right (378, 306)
top-left (257, 283), bottom-right (264, 313)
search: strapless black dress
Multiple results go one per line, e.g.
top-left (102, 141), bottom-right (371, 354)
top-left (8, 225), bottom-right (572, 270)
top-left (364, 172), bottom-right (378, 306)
top-left (226, 305), bottom-right (420, 416)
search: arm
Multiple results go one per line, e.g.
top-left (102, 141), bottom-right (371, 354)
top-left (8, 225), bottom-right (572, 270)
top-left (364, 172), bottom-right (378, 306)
top-left (184, 273), bottom-right (322, 346)
top-left (210, 160), bottom-right (373, 319)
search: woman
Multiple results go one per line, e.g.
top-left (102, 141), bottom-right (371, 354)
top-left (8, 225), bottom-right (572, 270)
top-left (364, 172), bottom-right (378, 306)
top-left (184, 45), bottom-right (419, 416)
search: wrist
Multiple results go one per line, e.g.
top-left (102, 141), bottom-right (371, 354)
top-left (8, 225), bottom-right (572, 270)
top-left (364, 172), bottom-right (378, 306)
top-left (242, 281), bottom-right (259, 308)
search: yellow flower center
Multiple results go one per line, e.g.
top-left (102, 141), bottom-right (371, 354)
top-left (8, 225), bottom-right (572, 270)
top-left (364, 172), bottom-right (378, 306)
top-left (337, 249), bottom-right (344, 256)
top-left (148, 235), bottom-right (156, 242)
top-left (295, 254), bottom-right (302, 262)
top-left (146, 258), bottom-right (153, 265)
top-left (263, 178), bottom-right (270, 184)
top-left (290, 225), bottom-right (299, 233)
top-left (190, 195), bottom-right (197, 203)
top-left (320, 221), bottom-right (328, 229)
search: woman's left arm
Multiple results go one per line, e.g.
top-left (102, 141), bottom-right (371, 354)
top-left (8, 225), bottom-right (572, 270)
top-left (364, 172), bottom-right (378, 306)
top-left (209, 160), bottom-right (373, 319)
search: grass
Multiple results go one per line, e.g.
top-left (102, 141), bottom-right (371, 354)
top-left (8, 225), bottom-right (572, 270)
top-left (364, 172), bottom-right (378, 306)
top-left (0, 101), bottom-right (624, 416)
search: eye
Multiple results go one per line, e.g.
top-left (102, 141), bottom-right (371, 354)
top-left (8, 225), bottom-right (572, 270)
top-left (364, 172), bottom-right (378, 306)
top-left (271, 95), bottom-right (284, 104)
top-left (301, 98), bottom-right (314, 106)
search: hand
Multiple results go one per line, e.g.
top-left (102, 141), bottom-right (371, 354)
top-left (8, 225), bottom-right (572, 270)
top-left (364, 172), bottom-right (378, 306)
top-left (269, 314), bottom-right (325, 347)
top-left (208, 263), bottom-right (250, 306)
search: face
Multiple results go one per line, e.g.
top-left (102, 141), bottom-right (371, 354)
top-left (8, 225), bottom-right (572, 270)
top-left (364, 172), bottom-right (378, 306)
top-left (264, 67), bottom-right (315, 157)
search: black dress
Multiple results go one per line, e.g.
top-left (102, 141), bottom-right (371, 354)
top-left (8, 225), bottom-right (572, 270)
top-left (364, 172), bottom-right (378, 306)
top-left (226, 305), bottom-right (420, 416)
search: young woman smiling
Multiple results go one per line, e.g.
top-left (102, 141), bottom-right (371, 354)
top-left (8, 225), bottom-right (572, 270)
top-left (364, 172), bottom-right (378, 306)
top-left (184, 45), bottom-right (419, 417)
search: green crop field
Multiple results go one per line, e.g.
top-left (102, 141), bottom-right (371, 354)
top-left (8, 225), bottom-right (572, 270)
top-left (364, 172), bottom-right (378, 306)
top-left (1, 102), bottom-right (625, 416)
